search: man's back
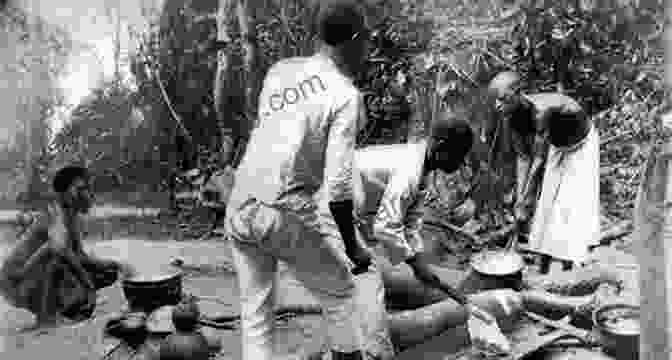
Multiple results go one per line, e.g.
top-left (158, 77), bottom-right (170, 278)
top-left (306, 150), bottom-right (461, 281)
top-left (228, 54), bottom-right (362, 211)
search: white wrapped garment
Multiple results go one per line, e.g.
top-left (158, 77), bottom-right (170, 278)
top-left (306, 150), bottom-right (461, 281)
top-left (528, 125), bottom-right (600, 264)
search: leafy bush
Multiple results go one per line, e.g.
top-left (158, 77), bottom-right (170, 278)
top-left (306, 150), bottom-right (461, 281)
top-left (46, 0), bottom-right (667, 223)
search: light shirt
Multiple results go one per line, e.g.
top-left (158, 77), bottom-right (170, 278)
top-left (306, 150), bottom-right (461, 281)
top-left (353, 141), bottom-right (427, 265)
top-left (227, 53), bottom-right (366, 212)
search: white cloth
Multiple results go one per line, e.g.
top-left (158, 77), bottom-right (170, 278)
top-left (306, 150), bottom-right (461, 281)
top-left (528, 125), bottom-right (600, 264)
top-left (352, 141), bottom-right (428, 265)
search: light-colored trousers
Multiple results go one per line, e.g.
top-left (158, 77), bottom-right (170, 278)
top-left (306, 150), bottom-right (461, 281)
top-left (226, 195), bottom-right (365, 360)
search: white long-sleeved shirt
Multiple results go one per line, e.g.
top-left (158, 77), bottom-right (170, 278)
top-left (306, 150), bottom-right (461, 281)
top-left (353, 141), bottom-right (428, 265)
top-left (226, 53), bottom-right (366, 213)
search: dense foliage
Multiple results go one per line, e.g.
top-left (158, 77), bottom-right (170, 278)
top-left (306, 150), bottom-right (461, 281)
top-left (0, 4), bottom-right (72, 201)
top-left (416, 0), bottom-right (669, 225)
top-left (7, 0), bottom-right (667, 228)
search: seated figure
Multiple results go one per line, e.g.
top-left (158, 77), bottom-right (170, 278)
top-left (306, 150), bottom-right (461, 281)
top-left (0, 166), bottom-right (134, 329)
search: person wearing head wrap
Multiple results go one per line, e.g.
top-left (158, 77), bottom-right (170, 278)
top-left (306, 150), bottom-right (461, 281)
top-left (488, 72), bottom-right (600, 274)
top-left (0, 166), bottom-right (132, 329)
top-left (223, 1), bottom-right (375, 359)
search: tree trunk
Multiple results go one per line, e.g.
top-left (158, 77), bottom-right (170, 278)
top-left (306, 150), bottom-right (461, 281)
top-left (235, 0), bottom-right (260, 158)
top-left (214, 0), bottom-right (237, 166)
top-left (23, 0), bottom-right (42, 205)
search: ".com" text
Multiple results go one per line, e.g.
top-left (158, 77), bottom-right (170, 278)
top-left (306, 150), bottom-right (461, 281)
top-left (268, 75), bottom-right (327, 112)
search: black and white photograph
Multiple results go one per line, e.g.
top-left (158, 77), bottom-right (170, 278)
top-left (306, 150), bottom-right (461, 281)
top-left (0, 0), bottom-right (666, 359)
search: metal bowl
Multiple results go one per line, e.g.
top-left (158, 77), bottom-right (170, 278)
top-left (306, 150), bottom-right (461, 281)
top-left (122, 270), bottom-right (183, 313)
top-left (471, 249), bottom-right (525, 276)
top-left (592, 304), bottom-right (639, 360)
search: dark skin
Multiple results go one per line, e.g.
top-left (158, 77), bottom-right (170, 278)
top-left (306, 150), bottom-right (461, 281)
top-left (51, 176), bottom-right (94, 251)
top-left (497, 92), bottom-right (589, 273)
top-left (495, 93), bottom-right (546, 225)
top-left (14, 176), bottom-right (97, 326)
top-left (19, 177), bottom-right (95, 280)
top-left (404, 138), bottom-right (496, 323)
top-left (352, 133), bottom-right (495, 323)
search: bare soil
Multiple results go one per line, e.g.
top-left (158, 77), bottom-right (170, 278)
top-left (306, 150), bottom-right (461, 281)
top-left (0, 203), bottom-right (639, 360)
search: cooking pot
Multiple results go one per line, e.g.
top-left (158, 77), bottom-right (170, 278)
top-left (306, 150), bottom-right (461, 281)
top-left (122, 269), bottom-right (183, 313)
top-left (592, 304), bottom-right (640, 360)
top-left (462, 230), bottom-right (525, 294)
top-left (104, 312), bottom-right (149, 347)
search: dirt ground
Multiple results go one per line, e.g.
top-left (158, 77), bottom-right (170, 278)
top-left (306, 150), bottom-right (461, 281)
top-left (0, 204), bottom-right (640, 360)
top-left (0, 203), bottom-right (353, 360)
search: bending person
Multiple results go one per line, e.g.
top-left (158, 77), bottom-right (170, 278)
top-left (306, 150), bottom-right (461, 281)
top-left (488, 72), bottom-right (600, 273)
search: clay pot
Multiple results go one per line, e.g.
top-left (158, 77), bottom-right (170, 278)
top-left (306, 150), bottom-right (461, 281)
top-left (105, 312), bottom-right (149, 347)
top-left (158, 331), bottom-right (210, 360)
top-left (172, 301), bottom-right (200, 332)
top-left (200, 326), bottom-right (223, 353)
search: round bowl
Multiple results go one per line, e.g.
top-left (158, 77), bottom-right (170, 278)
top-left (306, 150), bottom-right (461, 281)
top-left (471, 250), bottom-right (525, 276)
top-left (122, 270), bottom-right (183, 313)
top-left (592, 303), bottom-right (640, 360)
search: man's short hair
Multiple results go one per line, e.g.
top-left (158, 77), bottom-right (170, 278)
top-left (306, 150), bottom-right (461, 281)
top-left (508, 97), bottom-right (536, 136)
top-left (547, 109), bottom-right (590, 148)
top-left (315, 0), bottom-right (367, 46)
top-left (430, 113), bottom-right (474, 154)
top-left (53, 166), bottom-right (89, 193)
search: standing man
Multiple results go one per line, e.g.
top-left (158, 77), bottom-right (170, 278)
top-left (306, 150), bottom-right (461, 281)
top-left (488, 72), bottom-right (600, 274)
top-left (224, 1), bottom-right (374, 360)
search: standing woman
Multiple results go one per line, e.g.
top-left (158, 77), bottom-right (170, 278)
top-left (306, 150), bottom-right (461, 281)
top-left (489, 72), bottom-right (600, 274)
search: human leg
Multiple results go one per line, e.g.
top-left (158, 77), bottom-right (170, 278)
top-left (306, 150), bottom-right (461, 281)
top-left (230, 239), bottom-right (278, 360)
top-left (33, 258), bottom-right (63, 327)
top-left (227, 199), bottom-right (284, 360)
top-left (268, 198), bottom-right (370, 359)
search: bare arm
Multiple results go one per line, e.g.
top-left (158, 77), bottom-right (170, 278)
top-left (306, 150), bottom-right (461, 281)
top-left (516, 134), bottom-right (548, 221)
top-left (48, 225), bottom-right (95, 289)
